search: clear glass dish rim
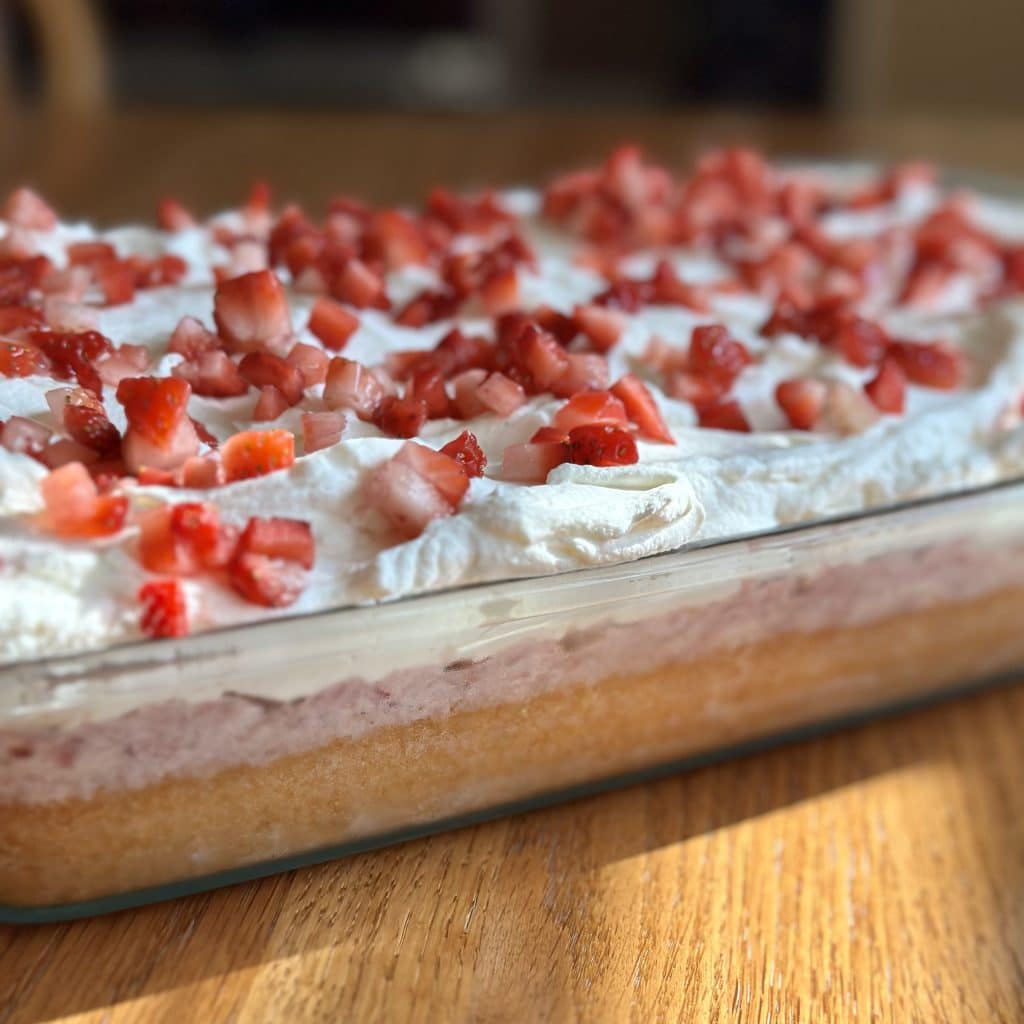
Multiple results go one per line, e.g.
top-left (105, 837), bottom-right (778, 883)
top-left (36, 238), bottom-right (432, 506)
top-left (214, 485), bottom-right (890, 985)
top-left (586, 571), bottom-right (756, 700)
top-left (4, 471), bottom-right (1023, 682)
top-left (3, 162), bottom-right (1023, 682)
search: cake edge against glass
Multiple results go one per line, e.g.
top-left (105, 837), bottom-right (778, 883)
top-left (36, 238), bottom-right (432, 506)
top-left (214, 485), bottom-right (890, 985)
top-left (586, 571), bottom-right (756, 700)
top-left (4, 583), bottom-right (1024, 910)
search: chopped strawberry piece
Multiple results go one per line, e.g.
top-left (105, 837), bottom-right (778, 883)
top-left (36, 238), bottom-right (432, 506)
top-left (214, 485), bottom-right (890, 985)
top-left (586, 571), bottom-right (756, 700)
top-left (364, 456), bottom-right (453, 539)
top-left (221, 429), bottom-right (295, 482)
top-left (574, 304), bottom-right (626, 352)
top-left (394, 441), bottom-right (471, 508)
top-left (301, 410), bottom-right (346, 453)
top-left (306, 296), bottom-right (360, 351)
top-left (335, 259), bottom-right (388, 310)
top-left (1, 415), bottom-right (51, 456)
top-left (407, 364), bottom-right (452, 418)
top-left (4, 187), bottom-right (57, 230)
top-left (666, 371), bottom-right (728, 409)
top-left (237, 516), bottom-right (314, 569)
top-left (323, 356), bottom-right (385, 419)
top-left (229, 550), bottom-right (307, 607)
top-left (133, 253), bottom-right (189, 288)
top-left (697, 399), bottom-right (751, 432)
top-left (530, 426), bottom-right (570, 444)
top-left (40, 297), bottom-right (98, 333)
top-left (0, 338), bottom-right (51, 378)
top-left (168, 316), bottom-right (220, 359)
top-left (137, 466), bottom-right (177, 486)
top-left (888, 340), bottom-right (966, 390)
top-left (238, 351), bottom-right (305, 405)
top-left (502, 441), bottom-right (570, 483)
top-left (96, 344), bottom-right (150, 387)
top-left (173, 350), bottom-right (249, 398)
top-left (480, 268), bottom-right (520, 316)
top-left (476, 372), bottom-right (526, 416)
top-left (822, 380), bottom-right (881, 435)
top-left (50, 386), bottom-right (121, 454)
top-left (38, 461), bottom-right (128, 538)
top-left (775, 378), bottom-right (827, 430)
top-left (39, 438), bottom-right (100, 470)
top-left (362, 210), bottom-right (429, 269)
top-left (138, 502), bottom-right (227, 574)
top-left (650, 260), bottom-right (711, 311)
top-left (864, 357), bottom-right (907, 413)
top-left (688, 324), bottom-right (752, 386)
top-left (157, 197), bottom-right (197, 232)
top-left (439, 430), bottom-right (486, 477)
top-left (374, 394), bottom-right (428, 438)
top-left (513, 325), bottom-right (570, 392)
top-left (31, 328), bottom-right (112, 395)
top-left (553, 391), bottom-right (629, 433)
top-left (433, 328), bottom-right (494, 376)
top-left (835, 317), bottom-right (889, 368)
top-left (567, 423), bottom-right (638, 467)
top-left (611, 374), bottom-right (674, 443)
top-left (138, 579), bottom-right (189, 638)
top-left (285, 341), bottom-right (329, 388)
top-left (116, 376), bottom-right (190, 445)
top-left (179, 455), bottom-right (224, 489)
top-left (533, 305), bottom-right (578, 345)
top-left (66, 241), bottom-right (117, 266)
top-left (213, 269), bottom-right (292, 354)
top-left (95, 260), bottom-right (136, 306)
top-left (0, 305), bottom-right (44, 332)
top-left (0, 253), bottom-right (52, 305)
top-left (394, 289), bottom-right (459, 327)
top-left (252, 385), bottom-right (290, 421)
top-left (900, 262), bottom-right (955, 308)
top-left (550, 353), bottom-right (610, 397)
top-left (451, 368), bottom-right (490, 419)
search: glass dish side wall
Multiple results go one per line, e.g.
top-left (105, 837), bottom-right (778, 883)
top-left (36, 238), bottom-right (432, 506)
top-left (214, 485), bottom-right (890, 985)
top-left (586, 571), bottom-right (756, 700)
top-left (2, 481), bottom-right (1024, 913)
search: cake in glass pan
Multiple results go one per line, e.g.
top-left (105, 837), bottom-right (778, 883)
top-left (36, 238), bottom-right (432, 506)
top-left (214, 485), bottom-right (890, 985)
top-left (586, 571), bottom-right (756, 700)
top-left (2, 147), bottom-right (1024, 915)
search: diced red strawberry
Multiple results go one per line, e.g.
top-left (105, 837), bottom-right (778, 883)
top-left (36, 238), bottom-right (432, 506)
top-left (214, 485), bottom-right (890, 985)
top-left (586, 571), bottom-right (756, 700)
top-left (95, 260), bottom-right (137, 306)
top-left (251, 385), bottom-right (289, 421)
top-left (116, 376), bottom-right (190, 445)
top-left (157, 197), bottom-right (197, 232)
top-left (168, 316), bottom-right (220, 359)
top-left (179, 455), bottom-right (224, 489)
top-left (451, 368), bottom-right (490, 419)
top-left (0, 305), bottom-right (44, 332)
top-left (238, 351), bottom-right (305, 405)
top-left (0, 338), bottom-right (51, 378)
top-left (301, 410), bottom-right (346, 453)
top-left (0, 253), bottom-right (52, 305)
top-left (284, 341), bottom-right (329, 388)
top-left (835, 317), bottom-right (889, 367)
top-left (697, 399), bottom-right (751, 432)
top-left (213, 269), bottom-right (293, 354)
top-left (38, 461), bottom-right (128, 538)
top-left (888, 339), bottom-right (966, 390)
top-left (666, 371), bottom-right (725, 409)
top-left (237, 516), bottom-right (315, 569)
top-left (50, 386), bottom-right (121, 454)
top-left (306, 296), bottom-right (360, 351)
top-left (406, 364), bottom-right (450, 419)
top-left (688, 324), bottom-right (752, 385)
top-left (362, 210), bottom-right (429, 269)
top-left (553, 391), bottom-right (629, 433)
top-left (567, 423), bottom-right (638, 466)
top-left (138, 579), bottom-right (189, 638)
top-left (4, 188), bottom-right (57, 230)
top-left (650, 260), bottom-right (711, 311)
top-left (530, 426), bottom-right (570, 443)
top-left (31, 328), bottom-right (112, 394)
top-left (137, 466), bottom-right (176, 486)
top-left (394, 441), bottom-right (470, 507)
top-left (433, 328), bottom-right (494, 376)
top-left (39, 438), bottom-right (99, 469)
top-left (822, 380), bottom-right (882, 435)
top-left (439, 430), bottom-right (486, 477)
top-left (364, 457), bottom-right (453, 539)
top-left (374, 394), bottom-right (428, 438)
top-left (66, 241), bottom-right (117, 267)
top-left (173, 350), bottom-right (249, 398)
top-left (550, 353), bottom-right (610, 398)
top-left (899, 262), bottom-right (955, 308)
top-left (864, 357), bottom-right (907, 413)
top-left (775, 378), bottom-right (827, 430)
top-left (476, 372), bottom-right (526, 416)
top-left (122, 417), bottom-right (199, 474)
top-left (96, 344), bottom-right (150, 387)
top-left (611, 374), bottom-right (673, 443)
top-left (1, 415), bottom-right (51, 456)
top-left (323, 356), bottom-right (385, 419)
top-left (229, 552), bottom-right (307, 607)
top-left (221, 428), bottom-right (295, 482)
top-left (138, 502), bottom-right (226, 575)
top-left (501, 441), bottom-right (569, 483)
top-left (574, 304), bottom-right (626, 352)
top-left (515, 326), bottom-right (571, 392)
top-left (40, 297), bottom-right (98, 333)
top-left (480, 268), bottom-right (520, 316)
top-left (335, 259), bottom-right (388, 310)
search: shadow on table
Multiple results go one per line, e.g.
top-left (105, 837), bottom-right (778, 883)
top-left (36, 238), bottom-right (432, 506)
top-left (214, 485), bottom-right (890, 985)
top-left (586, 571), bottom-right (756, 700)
top-left (2, 682), bottom-right (1023, 1023)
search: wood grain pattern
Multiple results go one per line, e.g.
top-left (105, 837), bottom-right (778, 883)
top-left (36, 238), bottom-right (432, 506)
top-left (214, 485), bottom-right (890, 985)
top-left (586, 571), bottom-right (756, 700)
top-left (1, 111), bottom-right (1024, 1023)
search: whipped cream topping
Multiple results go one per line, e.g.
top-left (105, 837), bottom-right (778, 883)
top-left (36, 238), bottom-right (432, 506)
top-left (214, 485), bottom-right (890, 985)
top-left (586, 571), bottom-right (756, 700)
top-left (2, 168), bottom-right (1024, 664)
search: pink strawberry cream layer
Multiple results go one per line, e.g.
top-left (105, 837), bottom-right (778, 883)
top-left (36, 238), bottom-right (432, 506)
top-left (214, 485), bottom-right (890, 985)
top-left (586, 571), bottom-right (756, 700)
top-left (1, 152), bottom-right (1024, 664)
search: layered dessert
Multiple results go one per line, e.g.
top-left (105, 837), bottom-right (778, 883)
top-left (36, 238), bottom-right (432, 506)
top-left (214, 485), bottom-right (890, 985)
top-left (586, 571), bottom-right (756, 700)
top-left (3, 148), bottom-right (1024, 911)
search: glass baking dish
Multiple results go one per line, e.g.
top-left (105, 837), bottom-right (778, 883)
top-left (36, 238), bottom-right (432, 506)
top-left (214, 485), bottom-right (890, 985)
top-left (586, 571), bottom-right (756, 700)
top-left (2, 476), bottom-right (1023, 922)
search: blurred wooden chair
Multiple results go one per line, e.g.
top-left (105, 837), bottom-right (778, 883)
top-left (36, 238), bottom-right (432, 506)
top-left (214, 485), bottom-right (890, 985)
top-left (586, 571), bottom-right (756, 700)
top-left (1, 0), bottom-right (110, 113)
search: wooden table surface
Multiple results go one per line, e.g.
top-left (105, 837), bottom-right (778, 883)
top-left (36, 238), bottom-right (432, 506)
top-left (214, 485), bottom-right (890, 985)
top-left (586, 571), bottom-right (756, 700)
top-left (2, 111), bottom-right (1024, 1024)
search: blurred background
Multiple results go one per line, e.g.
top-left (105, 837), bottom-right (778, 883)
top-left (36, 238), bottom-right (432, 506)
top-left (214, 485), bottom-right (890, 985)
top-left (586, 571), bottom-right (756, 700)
top-left (1, 0), bottom-right (1021, 116)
